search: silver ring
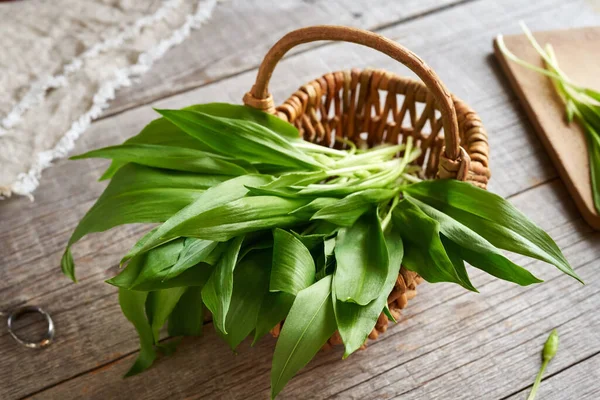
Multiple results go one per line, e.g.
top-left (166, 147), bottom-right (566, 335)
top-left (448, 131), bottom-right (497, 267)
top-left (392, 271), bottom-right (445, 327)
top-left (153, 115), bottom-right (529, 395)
top-left (7, 306), bottom-right (55, 349)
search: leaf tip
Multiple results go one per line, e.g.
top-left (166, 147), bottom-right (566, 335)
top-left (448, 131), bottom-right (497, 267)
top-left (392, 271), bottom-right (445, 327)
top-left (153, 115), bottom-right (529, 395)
top-left (61, 248), bottom-right (77, 282)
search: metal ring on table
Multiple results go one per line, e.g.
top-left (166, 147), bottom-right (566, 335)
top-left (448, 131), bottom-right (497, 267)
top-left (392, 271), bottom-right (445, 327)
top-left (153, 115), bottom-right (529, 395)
top-left (6, 306), bottom-right (55, 349)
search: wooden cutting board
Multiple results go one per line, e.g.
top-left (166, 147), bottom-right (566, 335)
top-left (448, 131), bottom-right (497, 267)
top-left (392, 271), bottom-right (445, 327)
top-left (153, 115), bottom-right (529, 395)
top-left (493, 27), bottom-right (600, 229)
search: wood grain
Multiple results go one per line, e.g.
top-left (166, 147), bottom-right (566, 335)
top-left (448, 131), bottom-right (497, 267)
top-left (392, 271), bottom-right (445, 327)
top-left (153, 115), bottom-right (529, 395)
top-left (494, 27), bottom-right (600, 229)
top-left (104, 0), bottom-right (473, 118)
top-left (1, 0), bottom-right (599, 399)
top-left (505, 353), bottom-right (600, 400)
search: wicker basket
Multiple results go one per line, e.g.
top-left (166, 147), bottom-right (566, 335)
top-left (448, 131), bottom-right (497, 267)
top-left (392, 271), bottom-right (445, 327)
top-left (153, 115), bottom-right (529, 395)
top-left (242, 26), bottom-right (490, 348)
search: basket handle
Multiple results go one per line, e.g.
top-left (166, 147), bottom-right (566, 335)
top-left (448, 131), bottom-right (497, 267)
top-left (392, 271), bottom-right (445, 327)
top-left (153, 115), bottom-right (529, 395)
top-left (243, 25), bottom-right (462, 161)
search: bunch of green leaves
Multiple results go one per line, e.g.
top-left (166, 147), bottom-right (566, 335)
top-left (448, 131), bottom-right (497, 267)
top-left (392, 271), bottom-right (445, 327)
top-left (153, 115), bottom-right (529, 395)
top-left (62, 103), bottom-right (580, 398)
top-left (497, 22), bottom-right (600, 213)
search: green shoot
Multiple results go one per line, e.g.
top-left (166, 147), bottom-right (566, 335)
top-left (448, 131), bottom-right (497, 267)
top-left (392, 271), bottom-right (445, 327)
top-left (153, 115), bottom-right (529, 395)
top-left (527, 329), bottom-right (559, 400)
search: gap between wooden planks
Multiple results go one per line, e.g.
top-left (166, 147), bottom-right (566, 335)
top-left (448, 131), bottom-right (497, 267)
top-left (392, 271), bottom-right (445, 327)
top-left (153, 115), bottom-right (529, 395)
top-left (2, 0), bottom-right (600, 398)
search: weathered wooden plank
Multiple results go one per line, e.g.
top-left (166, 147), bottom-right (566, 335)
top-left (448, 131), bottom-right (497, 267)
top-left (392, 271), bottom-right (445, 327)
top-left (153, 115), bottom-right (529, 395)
top-left (104, 0), bottom-right (472, 118)
top-left (24, 179), bottom-right (599, 400)
top-left (2, 0), bottom-right (599, 398)
top-left (505, 353), bottom-right (600, 400)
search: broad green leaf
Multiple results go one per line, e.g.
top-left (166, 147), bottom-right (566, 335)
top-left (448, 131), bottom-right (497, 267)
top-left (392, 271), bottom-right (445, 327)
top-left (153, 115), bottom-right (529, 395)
top-left (163, 238), bottom-right (218, 281)
top-left (404, 180), bottom-right (580, 282)
top-left (271, 275), bottom-right (337, 399)
top-left (156, 109), bottom-right (323, 170)
top-left (288, 197), bottom-right (339, 218)
top-left (145, 287), bottom-right (187, 343)
top-left (127, 264), bottom-right (213, 292)
top-left (185, 103), bottom-right (301, 140)
top-left (246, 171), bottom-right (327, 198)
top-left (271, 229), bottom-right (315, 295)
top-left (61, 164), bottom-right (225, 281)
top-left (312, 189), bottom-right (396, 226)
top-left (122, 227), bottom-right (160, 261)
top-left (290, 230), bottom-right (335, 282)
top-left (406, 195), bottom-right (541, 285)
top-left (334, 223), bottom-right (404, 357)
top-left (219, 249), bottom-right (271, 350)
top-left (166, 196), bottom-right (310, 242)
top-left (392, 199), bottom-right (473, 290)
top-left (442, 236), bottom-right (477, 292)
top-left (443, 236), bottom-right (541, 287)
top-left (74, 143), bottom-right (256, 175)
top-left (334, 210), bottom-right (389, 305)
top-left (99, 116), bottom-right (215, 180)
top-left (253, 291), bottom-right (294, 345)
top-left (168, 287), bottom-right (205, 337)
top-left (239, 231), bottom-right (274, 261)
top-left (119, 288), bottom-right (156, 376)
top-left (101, 103), bottom-right (298, 179)
top-left (107, 239), bottom-right (185, 290)
top-left (201, 236), bottom-right (244, 334)
top-left (123, 174), bottom-right (272, 262)
top-left (261, 171), bottom-right (327, 189)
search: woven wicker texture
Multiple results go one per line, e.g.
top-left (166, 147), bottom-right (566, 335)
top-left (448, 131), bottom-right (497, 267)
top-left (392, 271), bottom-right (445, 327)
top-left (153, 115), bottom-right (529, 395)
top-left (243, 26), bottom-right (491, 347)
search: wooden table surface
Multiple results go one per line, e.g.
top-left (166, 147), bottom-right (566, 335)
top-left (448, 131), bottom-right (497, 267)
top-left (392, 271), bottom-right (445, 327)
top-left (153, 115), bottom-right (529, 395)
top-left (2, 1), bottom-right (600, 399)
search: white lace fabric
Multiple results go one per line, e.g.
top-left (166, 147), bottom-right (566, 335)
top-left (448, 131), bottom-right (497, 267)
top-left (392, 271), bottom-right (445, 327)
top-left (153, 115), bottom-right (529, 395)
top-left (0, 0), bottom-right (217, 199)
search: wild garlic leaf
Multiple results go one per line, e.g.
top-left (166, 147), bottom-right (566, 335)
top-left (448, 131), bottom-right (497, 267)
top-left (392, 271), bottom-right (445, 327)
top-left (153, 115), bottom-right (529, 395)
top-left (238, 231), bottom-right (274, 261)
top-left (441, 236), bottom-right (477, 292)
top-left (106, 103), bottom-right (299, 179)
top-left (253, 291), bottom-right (294, 345)
top-left (246, 171), bottom-right (327, 198)
top-left (334, 223), bottom-right (404, 357)
top-left (442, 236), bottom-right (541, 287)
top-left (271, 275), bottom-right (337, 399)
top-left (312, 189), bottom-right (396, 226)
top-left (288, 198), bottom-right (339, 218)
top-left (219, 249), bottom-right (271, 350)
top-left (201, 236), bottom-right (244, 335)
top-left (61, 164), bottom-right (225, 281)
top-left (73, 143), bottom-right (256, 175)
top-left (271, 229), bottom-right (316, 295)
top-left (406, 195), bottom-right (542, 285)
top-left (99, 116), bottom-right (216, 180)
top-left (392, 199), bottom-right (474, 290)
top-left (162, 238), bottom-right (218, 281)
top-left (106, 239), bottom-right (185, 290)
top-left (119, 288), bottom-right (156, 377)
top-left (156, 109), bottom-right (323, 171)
top-left (184, 102), bottom-right (301, 140)
top-left (334, 210), bottom-right (389, 305)
top-left (404, 180), bottom-right (580, 282)
top-left (168, 286), bottom-right (205, 337)
top-left (122, 175), bottom-right (272, 262)
top-left (290, 230), bottom-right (335, 282)
top-left (145, 287), bottom-right (187, 343)
top-left (126, 264), bottom-right (213, 292)
top-left (166, 196), bottom-right (311, 242)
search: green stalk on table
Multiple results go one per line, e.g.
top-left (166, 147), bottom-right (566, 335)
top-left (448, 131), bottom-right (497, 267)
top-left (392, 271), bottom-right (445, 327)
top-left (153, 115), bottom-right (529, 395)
top-left (497, 22), bottom-right (600, 213)
top-left (527, 329), bottom-right (559, 400)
